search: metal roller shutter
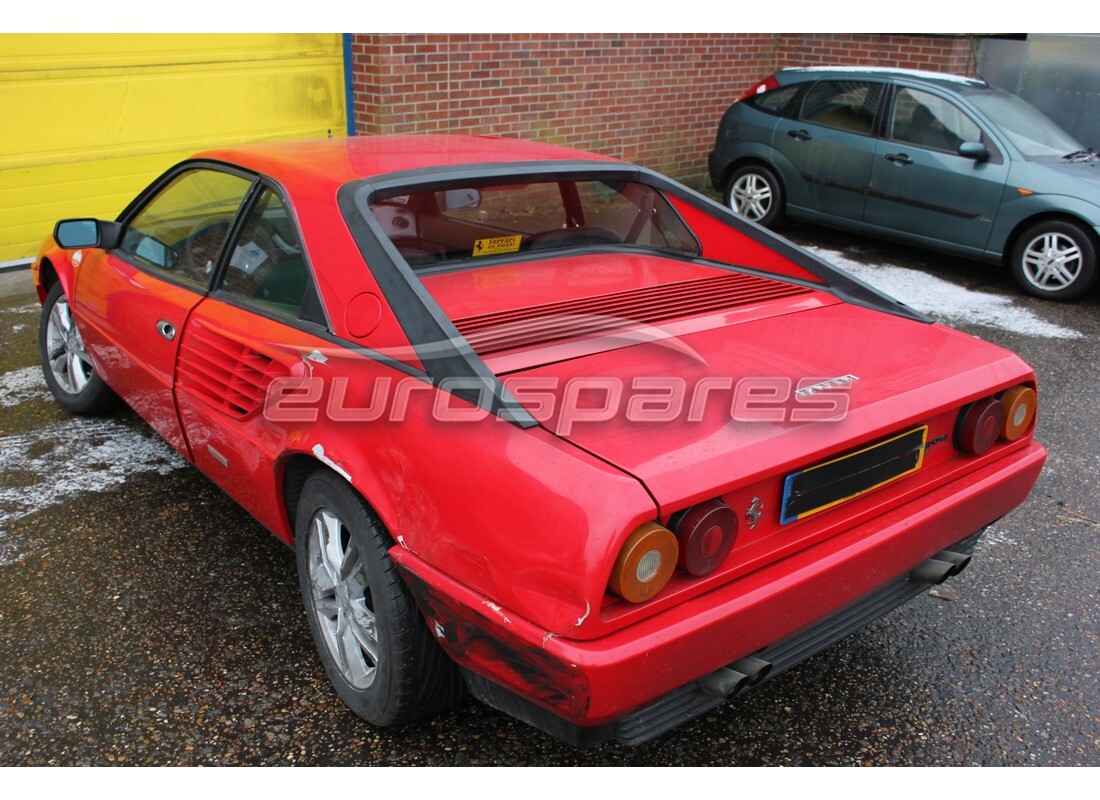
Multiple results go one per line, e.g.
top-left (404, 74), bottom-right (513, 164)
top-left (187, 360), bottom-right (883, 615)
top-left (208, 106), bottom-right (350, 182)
top-left (0, 33), bottom-right (347, 263)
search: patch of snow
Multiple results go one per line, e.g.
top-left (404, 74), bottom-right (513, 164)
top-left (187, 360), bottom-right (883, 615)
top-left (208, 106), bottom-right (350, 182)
top-left (975, 526), bottom-right (1016, 552)
top-left (0, 417), bottom-right (186, 565)
top-left (0, 366), bottom-right (51, 407)
top-left (807, 246), bottom-right (1084, 340)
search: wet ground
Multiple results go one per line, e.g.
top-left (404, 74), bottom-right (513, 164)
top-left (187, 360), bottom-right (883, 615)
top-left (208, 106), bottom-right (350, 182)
top-left (0, 227), bottom-right (1097, 766)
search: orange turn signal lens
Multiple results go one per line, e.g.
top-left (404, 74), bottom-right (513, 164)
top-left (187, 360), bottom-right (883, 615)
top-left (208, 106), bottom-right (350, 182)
top-left (1000, 385), bottom-right (1036, 441)
top-left (608, 522), bottom-right (679, 604)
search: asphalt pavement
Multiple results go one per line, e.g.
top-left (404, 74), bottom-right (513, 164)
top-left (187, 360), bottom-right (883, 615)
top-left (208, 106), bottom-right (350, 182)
top-left (0, 228), bottom-right (1097, 766)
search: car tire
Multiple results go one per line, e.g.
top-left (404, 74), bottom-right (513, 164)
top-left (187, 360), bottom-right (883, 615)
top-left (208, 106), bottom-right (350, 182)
top-left (38, 282), bottom-right (119, 415)
top-left (295, 469), bottom-right (463, 726)
top-left (1010, 220), bottom-right (1098, 301)
top-left (724, 164), bottom-right (784, 228)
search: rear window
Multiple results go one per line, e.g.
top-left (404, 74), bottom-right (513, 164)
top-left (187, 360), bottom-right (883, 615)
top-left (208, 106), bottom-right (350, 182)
top-left (363, 178), bottom-right (700, 269)
top-left (746, 84), bottom-right (801, 116)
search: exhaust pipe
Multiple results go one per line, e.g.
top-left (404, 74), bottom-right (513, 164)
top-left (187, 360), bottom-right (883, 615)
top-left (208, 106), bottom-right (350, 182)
top-left (912, 558), bottom-right (955, 584)
top-left (912, 548), bottom-right (974, 585)
top-left (698, 655), bottom-right (774, 699)
top-left (699, 667), bottom-right (750, 698)
top-left (934, 549), bottom-right (972, 577)
top-left (731, 655), bottom-right (772, 685)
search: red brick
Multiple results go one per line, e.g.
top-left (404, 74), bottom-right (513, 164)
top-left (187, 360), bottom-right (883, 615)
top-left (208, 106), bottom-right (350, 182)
top-left (349, 33), bottom-right (976, 183)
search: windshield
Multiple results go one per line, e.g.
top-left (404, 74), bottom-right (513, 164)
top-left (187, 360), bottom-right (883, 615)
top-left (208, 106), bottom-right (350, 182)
top-left (362, 178), bottom-right (700, 269)
top-left (966, 89), bottom-right (1085, 159)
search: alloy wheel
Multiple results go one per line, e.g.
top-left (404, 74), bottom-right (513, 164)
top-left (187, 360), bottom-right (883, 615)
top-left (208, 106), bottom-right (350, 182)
top-left (307, 508), bottom-right (380, 690)
top-left (729, 173), bottom-right (774, 222)
top-left (1020, 231), bottom-right (1083, 291)
top-left (45, 295), bottom-right (94, 395)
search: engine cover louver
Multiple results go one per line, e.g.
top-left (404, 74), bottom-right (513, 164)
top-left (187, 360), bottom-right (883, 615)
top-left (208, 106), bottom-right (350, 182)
top-left (177, 323), bottom-right (288, 419)
top-left (451, 273), bottom-right (812, 355)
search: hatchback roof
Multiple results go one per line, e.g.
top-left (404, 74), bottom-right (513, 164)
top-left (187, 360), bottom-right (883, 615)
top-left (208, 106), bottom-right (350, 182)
top-left (776, 66), bottom-right (989, 91)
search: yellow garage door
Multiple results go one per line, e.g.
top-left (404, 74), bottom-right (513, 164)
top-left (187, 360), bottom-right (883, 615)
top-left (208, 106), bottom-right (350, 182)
top-left (0, 33), bottom-right (347, 264)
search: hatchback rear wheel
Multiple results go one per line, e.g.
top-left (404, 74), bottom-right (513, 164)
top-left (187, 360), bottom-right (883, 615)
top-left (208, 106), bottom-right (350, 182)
top-left (724, 164), bottom-right (784, 228)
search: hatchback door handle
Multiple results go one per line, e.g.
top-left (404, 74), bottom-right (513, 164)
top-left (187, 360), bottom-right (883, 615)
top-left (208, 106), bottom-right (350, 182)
top-left (885, 152), bottom-right (913, 165)
top-left (156, 319), bottom-right (176, 341)
top-left (787, 129), bottom-right (813, 141)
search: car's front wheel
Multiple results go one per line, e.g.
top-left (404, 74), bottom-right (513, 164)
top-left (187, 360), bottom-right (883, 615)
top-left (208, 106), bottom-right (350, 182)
top-left (724, 164), bottom-right (784, 228)
top-left (38, 282), bottom-right (119, 414)
top-left (295, 469), bottom-right (463, 726)
top-left (1010, 220), bottom-right (1098, 301)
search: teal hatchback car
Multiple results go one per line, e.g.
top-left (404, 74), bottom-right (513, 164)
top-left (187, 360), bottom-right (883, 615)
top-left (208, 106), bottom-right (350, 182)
top-left (708, 67), bottom-right (1100, 300)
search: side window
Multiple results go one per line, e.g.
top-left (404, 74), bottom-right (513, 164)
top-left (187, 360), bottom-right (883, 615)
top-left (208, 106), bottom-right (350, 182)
top-left (119, 169), bottom-right (253, 289)
top-left (218, 187), bottom-right (320, 321)
top-left (747, 84), bottom-right (801, 116)
top-left (800, 80), bottom-right (883, 135)
top-left (889, 88), bottom-right (983, 153)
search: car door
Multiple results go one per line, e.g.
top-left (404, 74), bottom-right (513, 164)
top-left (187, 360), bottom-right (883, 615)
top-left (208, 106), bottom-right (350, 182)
top-left (863, 85), bottom-right (1010, 254)
top-left (772, 79), bottom-right (886, 221)
top-left (72, 166), bottom-right (256, 456)
top-left (174, 184), bottom-right (333, 533)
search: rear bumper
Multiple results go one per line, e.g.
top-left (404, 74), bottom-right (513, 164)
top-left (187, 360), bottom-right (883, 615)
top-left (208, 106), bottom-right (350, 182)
top-left (706, 148), bottom-right (728, 190)
top-left (393, 441), bottom-right (1045, 744)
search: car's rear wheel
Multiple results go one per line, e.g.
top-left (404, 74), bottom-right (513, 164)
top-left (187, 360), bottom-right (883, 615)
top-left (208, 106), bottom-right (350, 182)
top-left (1010, 220), bottom-right (1098, 301)
top-left (38, 282), bottom-right (119, 414)
top-left (295, 469), bottom-right (463, 726)
top-left (724, 164), bottom-right (784, 228)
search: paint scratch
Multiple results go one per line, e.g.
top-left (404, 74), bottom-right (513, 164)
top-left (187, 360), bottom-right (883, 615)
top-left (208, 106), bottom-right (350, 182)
top-left (311, 443), bottom-right (353, 482)
top-left (575, 600), bottom-right (591, 627)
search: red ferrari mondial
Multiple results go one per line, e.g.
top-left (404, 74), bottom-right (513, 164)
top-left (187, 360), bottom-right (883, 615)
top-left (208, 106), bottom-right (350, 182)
top-left (33, 135), bottom-right (1045, 745)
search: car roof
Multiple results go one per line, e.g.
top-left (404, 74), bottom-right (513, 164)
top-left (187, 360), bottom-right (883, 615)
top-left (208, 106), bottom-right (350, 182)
top-left (194, 134), bottom-right (620, 193)
top-left (776, 66), bottom-right (990, 92)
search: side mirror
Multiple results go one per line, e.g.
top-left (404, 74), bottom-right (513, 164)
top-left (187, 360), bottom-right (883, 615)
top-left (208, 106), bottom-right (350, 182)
top-left (54, 219), bottom-right (123, 250)
top-left (958, 141), bottom-right (990, 162)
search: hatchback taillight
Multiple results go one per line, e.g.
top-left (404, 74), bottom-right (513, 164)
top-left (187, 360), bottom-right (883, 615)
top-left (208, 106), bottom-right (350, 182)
top-left (735, 74), bottom-right (780, 103)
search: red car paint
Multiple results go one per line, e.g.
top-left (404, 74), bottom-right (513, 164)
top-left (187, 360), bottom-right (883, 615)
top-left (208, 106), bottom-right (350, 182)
top-left (34, 135), bottom-right (1045, 745)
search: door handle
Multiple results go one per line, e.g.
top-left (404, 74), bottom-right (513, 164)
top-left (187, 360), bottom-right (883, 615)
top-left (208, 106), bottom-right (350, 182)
top-left (787, 129), bottom-right (813, 141)
top-left (156, 320), bottom-right (177, 341)
top-left (885, 152), bottom-right (913, 165)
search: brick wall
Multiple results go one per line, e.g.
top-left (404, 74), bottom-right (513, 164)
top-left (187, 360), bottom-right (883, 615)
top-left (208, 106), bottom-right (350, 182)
top-left (774, 34), bottom-right (977, 75)
top-left (349, 33), bottom-right (979, 186)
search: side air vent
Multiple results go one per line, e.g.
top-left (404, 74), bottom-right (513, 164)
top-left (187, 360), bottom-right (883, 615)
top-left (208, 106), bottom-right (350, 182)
top-left (177, 323), bottom-right (288, 419)
top-left (452, 273), bottom-right (811, 355)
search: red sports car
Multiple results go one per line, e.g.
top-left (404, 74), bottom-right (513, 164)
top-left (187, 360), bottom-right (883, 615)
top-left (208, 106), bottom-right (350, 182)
top-left (33, 135), bottom-right (1045, 745)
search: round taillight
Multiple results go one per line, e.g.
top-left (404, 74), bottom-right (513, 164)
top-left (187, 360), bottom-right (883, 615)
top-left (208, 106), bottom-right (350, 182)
top-left (608, 522), bottom-right (678, 604)
top-left (671, 499), bottom-right (737, 577)
top-left (955, 397), bottom-right (1006, 455)
top-left (1000, 385), bottom-right (1036, 441)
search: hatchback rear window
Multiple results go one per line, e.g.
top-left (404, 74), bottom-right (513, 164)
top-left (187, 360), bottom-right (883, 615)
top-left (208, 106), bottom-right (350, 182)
top-left (746, 84), bottom-right (801, 116)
